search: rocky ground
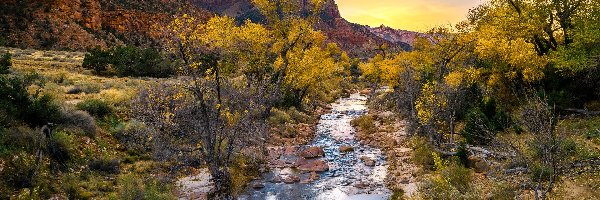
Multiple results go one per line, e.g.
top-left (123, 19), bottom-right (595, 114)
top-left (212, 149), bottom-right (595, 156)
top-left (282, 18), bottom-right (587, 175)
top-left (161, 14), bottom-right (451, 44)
top-left (352, 109), bottom-right (421, 198)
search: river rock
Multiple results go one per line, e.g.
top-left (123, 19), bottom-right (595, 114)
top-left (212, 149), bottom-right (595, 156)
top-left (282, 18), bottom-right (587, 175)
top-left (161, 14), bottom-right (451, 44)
top-left (361, 156), bottom-right (376, 167)
top-left (252, 182), bottom-right (265, 189)
top-left (299, 146), bottom-right (324, 158)
top-left (297, 159), bottom-right (329, 172)
top-left (339, 145), bottom-right (354, 153)
top-left (282, 175), bottom-right (300, 184)
top-left (271, 176), bottom-right (282, 183)
top-left (309, 171), bottom-right (320, 181)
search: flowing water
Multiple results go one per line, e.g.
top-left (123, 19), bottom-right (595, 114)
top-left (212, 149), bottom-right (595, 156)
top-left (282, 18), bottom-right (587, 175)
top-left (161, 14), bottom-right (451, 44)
top-left (240, 93), bottom-right (391, 200)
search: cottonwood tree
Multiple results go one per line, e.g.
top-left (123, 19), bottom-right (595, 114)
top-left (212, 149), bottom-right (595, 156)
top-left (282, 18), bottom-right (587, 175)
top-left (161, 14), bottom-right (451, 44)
top-left (134, 15), bottom-right (272, 198)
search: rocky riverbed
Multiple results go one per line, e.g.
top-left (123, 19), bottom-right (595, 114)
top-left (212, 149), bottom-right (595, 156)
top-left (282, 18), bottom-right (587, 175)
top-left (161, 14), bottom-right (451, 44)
top-left (239, 93), bottom-right (391, 200)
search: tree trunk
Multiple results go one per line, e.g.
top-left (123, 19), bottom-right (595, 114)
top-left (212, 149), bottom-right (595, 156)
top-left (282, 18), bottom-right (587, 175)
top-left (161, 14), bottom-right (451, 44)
top-left (208, 167), bottom-right (233, 200)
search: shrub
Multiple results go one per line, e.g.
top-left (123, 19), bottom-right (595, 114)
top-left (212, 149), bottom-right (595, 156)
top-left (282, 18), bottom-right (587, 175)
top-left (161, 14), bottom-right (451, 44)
top-left (0, 75), bottom-right (63, 127)
top-left (82, 46), bottom-right (175, 78)
top-left (268, 108), bottom-right (292, 125)
top-left (76, 99), bottom-right (113, 118)
top-left (0, 51), bottom-right (11, 74)
top-left (419, 158), bottom-right (474, 199)
top-left (0, 126), bottom-right (42, 155)
top-left (48, 131), bottom-right (74, 164)
top-left (2, 152), bottom-right (37, 189)
top-left (409, 136), bottom-right (435, 168)
top-left (89, 158), bottom-right (121, 174)
top-left (61, 109), bottom-right (97, 137)
top-left (117, 174), bottom-right (174, 200)
top-left (461, 108), bottom-right (494, 145)
top-left (351, 115), bottom-right (376, 134)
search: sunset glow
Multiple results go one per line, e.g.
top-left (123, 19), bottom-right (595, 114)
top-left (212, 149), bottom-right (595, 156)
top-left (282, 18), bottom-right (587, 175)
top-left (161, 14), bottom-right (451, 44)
top-left (337, 0), bottom-right (483, 31)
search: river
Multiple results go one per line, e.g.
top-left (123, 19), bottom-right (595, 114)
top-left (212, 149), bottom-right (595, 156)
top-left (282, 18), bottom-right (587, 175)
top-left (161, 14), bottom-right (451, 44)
top-left (239, 93), bottom-right (391, 200)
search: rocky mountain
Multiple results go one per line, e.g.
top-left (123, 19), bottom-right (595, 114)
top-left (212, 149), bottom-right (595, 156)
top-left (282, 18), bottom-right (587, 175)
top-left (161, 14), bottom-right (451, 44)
top-left (369, 25), bottom-right (433, 47)
top-left (192, 0), bottom-right (409, 58)
top-left (0, 0), bottom-right (211, 50)
top-left (0, 0), bottom-right (417, 58)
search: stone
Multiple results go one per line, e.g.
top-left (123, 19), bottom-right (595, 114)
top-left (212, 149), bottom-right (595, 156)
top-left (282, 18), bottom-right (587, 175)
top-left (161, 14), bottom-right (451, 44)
top-left (297, 159), bottom-right (329, 172)
top-left (361, 156), bottom-right (376, 167)
top-left (468, 156), bottom-right (490, 173)
top-left (299, 146), bottom-right (325, 158)
top-left (309, 171), bottom-right (320, 181)
top-left (271, 176), bottom-right (282, 183)
top-left (252, 182), bottom-right (265, 189)
top-left (282, 175), bottom-right (300, 184)
top-left (339, 145), bottom-right (354, 153)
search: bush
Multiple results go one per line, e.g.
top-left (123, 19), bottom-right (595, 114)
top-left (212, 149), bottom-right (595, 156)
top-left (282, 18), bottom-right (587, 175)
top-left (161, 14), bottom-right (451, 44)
top-left (117, 174), bottom-right (174, 200)
top-left (76, 99), bottom-right (113, 118)
top-left (89, 158), bottom-right (121, 174)
top-left (82, 46), bottom-right (175, 78)
top-left (61, 109), bottom-right (97, 137)
top-left (409, 136), bottom-right (435, 168)
top-left (461, 108), bottom-right (494, 145)
top-left (48, 131), bottom-right (74, 164)
top-left (0, 52), bottom-right (11, 74)
top-left (419, 158), bottom-right (474, 200)
top-left (0, 75), bottom-right (63, 127)
top-left (268, 108), bottom-right (292, 125)
top-left (351, 115), bottom-right (376, 134)
top-left (2, 152), bottom-right (37, 189)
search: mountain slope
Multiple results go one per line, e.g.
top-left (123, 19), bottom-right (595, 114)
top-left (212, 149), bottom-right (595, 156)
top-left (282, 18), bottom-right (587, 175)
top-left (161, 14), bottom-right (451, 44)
top-left (369, 25), bottom-right (433, 47)
top-left (0, 0), bottom-right (211, 50)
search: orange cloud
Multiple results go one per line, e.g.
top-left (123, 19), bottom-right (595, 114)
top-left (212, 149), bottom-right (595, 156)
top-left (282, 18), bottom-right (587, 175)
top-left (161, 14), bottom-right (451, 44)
top-left (337, 0), bottom-right (483, 31)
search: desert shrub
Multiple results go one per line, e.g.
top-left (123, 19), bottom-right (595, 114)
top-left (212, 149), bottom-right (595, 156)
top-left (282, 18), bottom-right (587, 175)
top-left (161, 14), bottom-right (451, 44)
top-left (2, 152), bottom-right (37, 189)
top-left (0, 51), bottom-right (11, 74)
top-left (0, 126), bottom-right (44, 157)
top-left (488, 183), bottom-right (517, 200)
top-left (268, 108), bottom-right (292, 125)
top-left (114, 120), bottom-right (150, 153)
top-left (351, 115), bottom-right (376, 134)
top-left (461, 108), bottom-right (494, 145)
top-left (60, 109), bottom-right (97, 137)
top-left (63, 174), bottom-right (93, 200)
top-left (287, 107), bottom-right (310, 123)
top-left (409, 136), bottom-right (435, 168)
top-left (117, 174), bottom-right (174, 200)
top-left (48, 131), bottom-right (74, 164)
top-left (89, 158), bottom-right (120, 174)
top-left (76, 99), bottom-right (113, 118)
top-left (419, 157), bottom-right (474, 200)
top-left (0, 75), bottom-right (63, 126)
top-left (82, 46), bottom-right (175, 78)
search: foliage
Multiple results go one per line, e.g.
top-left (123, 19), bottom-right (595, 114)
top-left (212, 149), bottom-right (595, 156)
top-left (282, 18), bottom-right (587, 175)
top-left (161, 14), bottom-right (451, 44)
top-left (419, 157), bottom-right (474, 200)
top-left (461, 108), bottom-right (494, 145)
top-left (351, 115), bottom-right (376, 134)
top-left (60, 109), bottom-right (97, 137)
top-left (48, 130), bottom-right (74, 164)
top-left (0, 75), bottom-right (63, 127)
top-left (0, 51), bottom-right (11, 74)
top-left (409, 136), bottom-right (435, 168)
top-left (89, 158), bottom-right (121, 174)
top-left (82, 46), bottom-right (175, 78)
top-left (76, 99), bottom-right (114, 118)
top-left (116, 174), bottom-right (174, 200)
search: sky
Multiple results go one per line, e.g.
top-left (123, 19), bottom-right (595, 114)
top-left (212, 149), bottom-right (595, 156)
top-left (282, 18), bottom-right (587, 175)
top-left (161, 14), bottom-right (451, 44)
top-left (336, 0), bottom-right (483, 31)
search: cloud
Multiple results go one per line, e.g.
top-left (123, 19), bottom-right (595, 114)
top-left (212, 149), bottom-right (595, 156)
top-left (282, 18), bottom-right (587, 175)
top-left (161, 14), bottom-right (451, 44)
top-left (337, 0), bottom-right (483, 31)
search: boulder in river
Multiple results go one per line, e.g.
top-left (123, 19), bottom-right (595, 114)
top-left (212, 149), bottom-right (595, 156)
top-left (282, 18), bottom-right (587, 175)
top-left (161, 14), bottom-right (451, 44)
top-left (282, 175), bottom-right (301, 184)
top-left (339, 145), bottom-right (354, 153)
top-left (299, 146), bottom-right (325, 158)
top-left (297, 159), bottom-right (329, 172)
top-left (360, 156), bottom-right (376, 167)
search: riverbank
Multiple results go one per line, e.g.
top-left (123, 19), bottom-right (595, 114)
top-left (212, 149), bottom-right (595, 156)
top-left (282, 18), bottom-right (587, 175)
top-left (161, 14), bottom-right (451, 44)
top-left (351, 91), bottom-right (421, 199)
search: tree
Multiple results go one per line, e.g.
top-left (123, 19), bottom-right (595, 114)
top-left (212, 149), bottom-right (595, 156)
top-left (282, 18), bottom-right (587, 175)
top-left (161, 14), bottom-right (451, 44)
top-left (0, 51), bottom-right (11, 74)
top-left (518, 95), bottom-right (575, 200)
